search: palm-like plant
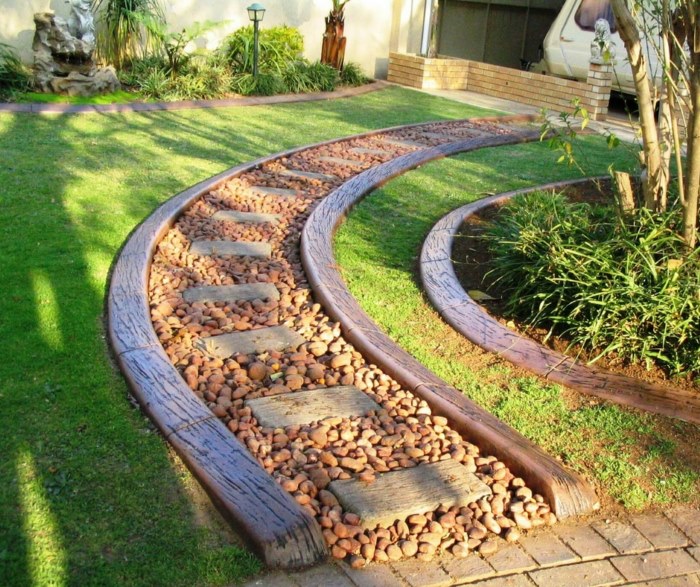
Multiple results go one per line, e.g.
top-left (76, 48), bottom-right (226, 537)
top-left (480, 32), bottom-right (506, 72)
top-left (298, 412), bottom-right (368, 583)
top-left (321, 0), bottom-right (351, 70)
top-left (91, 0), bottom-right (165, 68)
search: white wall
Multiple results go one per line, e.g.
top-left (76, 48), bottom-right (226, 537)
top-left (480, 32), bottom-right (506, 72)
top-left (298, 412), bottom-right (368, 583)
top-left (1, 0), bottom-right (425, 79)
top-left (1, 0), bottom-right (72, 63)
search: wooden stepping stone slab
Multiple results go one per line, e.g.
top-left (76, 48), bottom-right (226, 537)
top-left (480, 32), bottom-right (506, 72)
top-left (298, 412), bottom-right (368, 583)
top-left (196, 325), bottom-right (305, 359)
top-left (420, 132), bottom-right (459, 141)
top-left (212, 210), bottom-right (281, 224)
top-left (245, 386), bottom-right (381, 428)
top-left (278, 169), bottom-right (337, 182)
top-left (183, 283), bottom-right (280, 304)
top-left (378, 137), bottom-right (425, 149)
top-left (349, 147), bottom-right (388, 156)
top-left (329, 460), bottom-right (492, 529)
top-left (249, 186), bottom-right (299, 198)
top-left (189, 240), bottom-right (271, 258)
top-left (317, 156), bottom-right (365, 168)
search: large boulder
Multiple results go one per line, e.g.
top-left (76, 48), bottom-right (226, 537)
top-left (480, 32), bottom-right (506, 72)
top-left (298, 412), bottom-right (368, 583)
top-left (32, 10), bottom-right (120, 97)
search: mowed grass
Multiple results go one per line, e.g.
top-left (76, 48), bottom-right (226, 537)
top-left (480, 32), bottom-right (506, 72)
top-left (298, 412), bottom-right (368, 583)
top-left (15, 90), bottom-right (139, 105)
top-left (335, 137), bottom-right (700, 511)
top-left (0, 87), bottom-right (496, 586)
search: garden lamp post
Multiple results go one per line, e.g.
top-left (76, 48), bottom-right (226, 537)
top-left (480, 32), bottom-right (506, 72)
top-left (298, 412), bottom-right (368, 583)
top-left (247, 3), bottom-right (266, 78)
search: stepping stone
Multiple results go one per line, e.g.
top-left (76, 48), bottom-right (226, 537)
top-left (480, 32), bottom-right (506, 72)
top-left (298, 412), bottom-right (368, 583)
top-left (183, 283), bottom-right (280, 304)
top-left (316, 156), bottom-right (365, 168)
top-left (329, 460), bottom-right (492, 529)
top-left (189, 240), bottom-right (271, 259)
top-left (195, 325), bottom-right (305, 359)
top-left (249, 186), bottom-right (299, 198)
top-left (420, 132), bottom-right (459, 141)
top-left (377, 137), bottom-right (425, 149)
top-left (212, 210), bottom-right (281, 224)
top-left (349, 147), bottom-right (388, 156)
top-left (278, 169), bottom-right (337, 182)
top-left (245, 386), bottom-right (381, 428)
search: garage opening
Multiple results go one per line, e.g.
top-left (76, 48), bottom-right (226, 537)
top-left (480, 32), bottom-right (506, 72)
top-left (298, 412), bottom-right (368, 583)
top-left (437, 0), bottom-right (565, 69)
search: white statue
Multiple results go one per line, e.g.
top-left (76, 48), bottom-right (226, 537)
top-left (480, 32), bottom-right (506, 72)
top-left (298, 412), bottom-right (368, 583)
top-left (66, 0), bottom-right (96, 46)
top-left (590, 18), bottom-right (615, 64)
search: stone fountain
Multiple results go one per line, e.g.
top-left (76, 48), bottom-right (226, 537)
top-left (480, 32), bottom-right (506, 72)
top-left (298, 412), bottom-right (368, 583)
top-left (33, 0), bottom-right (120, 96)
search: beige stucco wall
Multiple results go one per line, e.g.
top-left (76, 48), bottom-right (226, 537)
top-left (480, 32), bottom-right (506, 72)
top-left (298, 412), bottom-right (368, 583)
top-left (1, 0), bottom-right (426, 79)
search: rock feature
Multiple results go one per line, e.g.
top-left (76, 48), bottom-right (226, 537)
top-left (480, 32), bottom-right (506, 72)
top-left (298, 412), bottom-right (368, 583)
top-left (32, 2), bottom-right (120, 97)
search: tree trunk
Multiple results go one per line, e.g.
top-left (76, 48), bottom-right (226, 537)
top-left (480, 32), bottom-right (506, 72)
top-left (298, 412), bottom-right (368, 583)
top-left (611, 0), bottom-right (669, 211)
top-left (321, 10), bottom-right (346, 70)
top-left (682, 4), bottom-right (700, 249)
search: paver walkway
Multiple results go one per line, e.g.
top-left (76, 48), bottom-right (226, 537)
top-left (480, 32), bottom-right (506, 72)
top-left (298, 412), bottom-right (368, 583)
top-left (243, 507), bottom-right (700, 586)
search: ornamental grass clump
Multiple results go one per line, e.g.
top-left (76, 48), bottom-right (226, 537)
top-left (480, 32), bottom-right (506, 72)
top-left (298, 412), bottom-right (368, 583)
top-left (484, 192), bottom-right (700, 376)
top-left (0, 43), bottom-right (31, 98)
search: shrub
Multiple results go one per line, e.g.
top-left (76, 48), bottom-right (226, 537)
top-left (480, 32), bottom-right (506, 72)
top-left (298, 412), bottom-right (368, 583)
top-left (222, 25), bottom-right (304, 74)
top-left (231, 71), bottom-right (285, 96)
top-left (282, 61), bottom-right (315, 93)
top-left (131, 53), bottom-right (234, 100)
top-left (135, 66), bottom-right (169, 99)
top-left (484, 191), bottom-right (700, 375)
top-left (91, 0), bottom-right (166, 68)
top-left (117, 54), bottom-right (168, 86)
top-left (0, 43), bottom-right (31, 98)
top-left (282, 60), bottom-right (338, 93)
top-left (340, 62), bottom-right (369, 86)
top-left (304, 61), bottom-right (339, 92)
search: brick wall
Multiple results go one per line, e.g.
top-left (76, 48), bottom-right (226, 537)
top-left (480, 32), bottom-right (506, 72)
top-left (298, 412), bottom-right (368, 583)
top-left (388, 53), bottom-right (469, 91)
top-left (388, 52), bottom-right (612, 120)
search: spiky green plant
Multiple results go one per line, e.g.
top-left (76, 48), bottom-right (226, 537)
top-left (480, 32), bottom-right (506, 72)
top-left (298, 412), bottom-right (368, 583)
top-left (485, 192), bottom-right (700, 375)
top-left (0, 43), bottom-right (31, 98)
top-left (91, 0), bottom-right (165, 68)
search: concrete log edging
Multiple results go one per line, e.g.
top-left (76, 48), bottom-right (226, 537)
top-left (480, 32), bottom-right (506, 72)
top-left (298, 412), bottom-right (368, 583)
top-left (300, 125), bottom-right (601, 519)
top-left (420, 178), bottom-right (700, 426)
top-left (107, 115), bottom-right (552, 569)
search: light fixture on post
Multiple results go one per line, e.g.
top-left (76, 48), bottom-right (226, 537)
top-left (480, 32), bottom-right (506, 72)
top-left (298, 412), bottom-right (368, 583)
top-left (247, 3), bottom-right (266, 78)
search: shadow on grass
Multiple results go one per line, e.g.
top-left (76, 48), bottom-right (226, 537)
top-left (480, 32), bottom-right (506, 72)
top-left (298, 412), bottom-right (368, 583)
top-left (0, 86), bottom-right (495, 585)
top-left (0, 113), bottom-right (262, 587)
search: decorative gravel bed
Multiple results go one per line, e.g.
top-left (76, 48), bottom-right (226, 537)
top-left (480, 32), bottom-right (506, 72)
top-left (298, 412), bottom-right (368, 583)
top-left (146, 118), bottom-right (559, 567)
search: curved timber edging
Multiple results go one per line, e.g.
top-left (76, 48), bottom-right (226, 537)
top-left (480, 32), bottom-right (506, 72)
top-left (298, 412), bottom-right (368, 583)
top-left (107, 114), bottom-right (542, 569)
top-left (300, 126), bottom-right (600, 519)
top-left (420, 178), bottom-right (700, 426)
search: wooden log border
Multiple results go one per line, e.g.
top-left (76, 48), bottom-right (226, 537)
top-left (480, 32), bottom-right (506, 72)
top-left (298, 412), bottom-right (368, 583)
top-left (300, 124), bottom-right (601, 519)
top-left (107, 114), bottom-right (546, 569)
top-left (420, 179), bottom-right (700, 426)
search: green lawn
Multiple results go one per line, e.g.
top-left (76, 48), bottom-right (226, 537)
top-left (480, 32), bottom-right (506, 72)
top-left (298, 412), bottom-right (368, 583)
top-left (335, 137), bottom-right (700, 511)
top-left (0, 87), bottom-right (496, 586)
top-left (14, 91), bottom-right (140, 105)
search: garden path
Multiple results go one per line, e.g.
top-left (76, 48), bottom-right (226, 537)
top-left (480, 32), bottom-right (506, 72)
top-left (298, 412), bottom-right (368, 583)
top-left (105, 103), bottom-right (699, 584)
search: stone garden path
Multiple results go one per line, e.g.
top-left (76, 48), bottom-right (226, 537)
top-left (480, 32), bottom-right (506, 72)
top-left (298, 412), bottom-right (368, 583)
top-left (107, 113), bottom-right (700, 584)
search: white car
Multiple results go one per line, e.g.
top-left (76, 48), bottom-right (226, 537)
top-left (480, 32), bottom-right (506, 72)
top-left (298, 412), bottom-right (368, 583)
top-left (535, 0), bottom-right (663, 96)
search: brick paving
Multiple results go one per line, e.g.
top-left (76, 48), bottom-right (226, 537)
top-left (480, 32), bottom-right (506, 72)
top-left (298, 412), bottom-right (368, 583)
top-left (241, 507), bottom-right (700, 587)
